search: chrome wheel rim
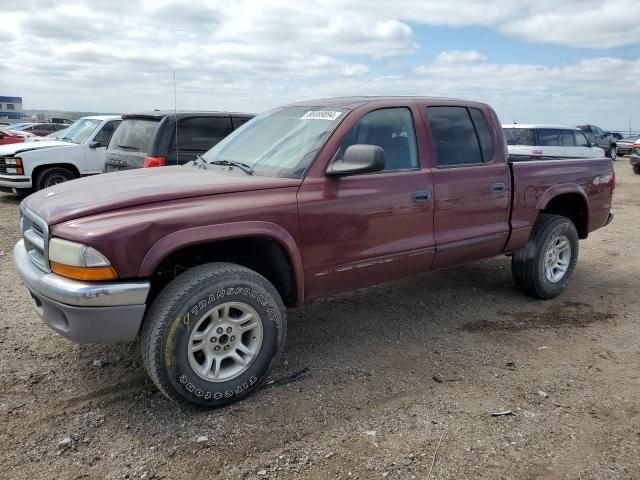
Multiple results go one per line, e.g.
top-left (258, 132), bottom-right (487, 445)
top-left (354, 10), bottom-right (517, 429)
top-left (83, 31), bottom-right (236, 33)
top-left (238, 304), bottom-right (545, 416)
top-left (187, 302), bottom-right (263, 383)
top-left (610, 148), bottom-right (617, 160)
top-left (544, 235), bottom-right (571, 283)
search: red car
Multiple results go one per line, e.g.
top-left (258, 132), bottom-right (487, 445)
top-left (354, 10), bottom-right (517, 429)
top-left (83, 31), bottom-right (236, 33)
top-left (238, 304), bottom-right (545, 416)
top-left (0, 128), bottom-right (33, 146)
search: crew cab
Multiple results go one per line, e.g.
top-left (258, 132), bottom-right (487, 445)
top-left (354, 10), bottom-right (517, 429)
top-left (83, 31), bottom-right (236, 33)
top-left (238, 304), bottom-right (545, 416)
top-left (13, 97), bottom-right (614, 408)
top-left (0, 115), bottom-right (121, 194)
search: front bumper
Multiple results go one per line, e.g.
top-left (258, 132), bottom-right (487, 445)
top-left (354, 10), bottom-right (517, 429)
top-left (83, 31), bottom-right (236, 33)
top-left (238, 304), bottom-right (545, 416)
top-left (0, 174), bottom-right (32, 191)
top-left (13, 239), bottom-right (150, 343)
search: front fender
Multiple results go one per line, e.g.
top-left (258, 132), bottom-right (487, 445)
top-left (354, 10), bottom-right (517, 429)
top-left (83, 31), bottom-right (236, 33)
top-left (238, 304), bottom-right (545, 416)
top-left (139, 221), bottom-right (305, 305)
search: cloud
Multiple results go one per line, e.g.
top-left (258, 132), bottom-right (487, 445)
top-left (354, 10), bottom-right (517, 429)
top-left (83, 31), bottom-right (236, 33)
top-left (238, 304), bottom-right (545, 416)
top-left (0, 1), bottom-right (639, 129)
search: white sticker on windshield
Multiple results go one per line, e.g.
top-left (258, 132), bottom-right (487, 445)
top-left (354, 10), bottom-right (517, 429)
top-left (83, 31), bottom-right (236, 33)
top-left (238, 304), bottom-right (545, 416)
top-left (302, 110), bottom-right (342, 121)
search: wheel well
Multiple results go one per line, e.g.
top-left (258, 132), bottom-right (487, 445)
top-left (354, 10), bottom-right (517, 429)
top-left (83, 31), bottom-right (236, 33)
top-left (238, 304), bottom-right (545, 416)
top-left (32, 163), bottom-right (80, 181)
top-left (148, 237), bottom-right (297, 306)
top-left (541, 194), bottom-right (588, 239)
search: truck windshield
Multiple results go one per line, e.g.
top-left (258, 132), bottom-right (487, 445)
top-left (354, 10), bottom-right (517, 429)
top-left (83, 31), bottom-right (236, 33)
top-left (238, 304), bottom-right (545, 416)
top-left (59, 119), bottom-right (102, 144)
top-left (201, 107), bottom-right (346, 178)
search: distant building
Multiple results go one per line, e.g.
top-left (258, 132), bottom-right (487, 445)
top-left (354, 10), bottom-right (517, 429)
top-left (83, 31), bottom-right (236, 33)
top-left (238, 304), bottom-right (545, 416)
top-left (0, 96), bottom-right (24, 119)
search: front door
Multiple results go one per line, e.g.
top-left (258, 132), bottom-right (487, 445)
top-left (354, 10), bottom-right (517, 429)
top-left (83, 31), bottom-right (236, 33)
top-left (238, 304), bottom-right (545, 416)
top-left (85, 120), bottom-right (121, 173)
top-left (425, 106), bottom-right (511, 268)
top-left (297, 106), bottom-right (435, 299)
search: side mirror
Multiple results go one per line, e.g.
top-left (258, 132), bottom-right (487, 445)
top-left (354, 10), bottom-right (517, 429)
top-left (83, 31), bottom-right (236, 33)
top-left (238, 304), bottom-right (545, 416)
top-left (89, 140), bottom-right (102, 148)
top-left (326, 144), bottom-right (385, 177)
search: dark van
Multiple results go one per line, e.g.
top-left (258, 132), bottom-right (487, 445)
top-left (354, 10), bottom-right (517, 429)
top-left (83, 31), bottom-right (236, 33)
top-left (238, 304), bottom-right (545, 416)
top-left (104, 111), bottom-right (253, 171)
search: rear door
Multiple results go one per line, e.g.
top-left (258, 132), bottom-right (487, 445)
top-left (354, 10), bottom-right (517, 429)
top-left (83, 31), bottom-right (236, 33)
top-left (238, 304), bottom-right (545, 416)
top-left (104, 118), bottom-right (161, 171)
top-left (298, 104), bottom-right (435, 299)
top-left (426, 105), bottom-right (510, 268)
top-left (168, 116), bottom-right (233, 165)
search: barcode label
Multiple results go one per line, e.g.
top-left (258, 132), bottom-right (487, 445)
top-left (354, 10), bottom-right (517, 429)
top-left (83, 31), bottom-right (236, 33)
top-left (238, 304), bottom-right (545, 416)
top-left (302, 110), bottom-right (342, 121)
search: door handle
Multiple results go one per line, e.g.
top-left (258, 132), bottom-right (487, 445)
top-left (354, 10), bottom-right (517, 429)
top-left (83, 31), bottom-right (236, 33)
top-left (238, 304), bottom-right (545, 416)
top-left (491, 182), bottom-right (506, 193)
top-left (412, 190), bottom-right (432, 203)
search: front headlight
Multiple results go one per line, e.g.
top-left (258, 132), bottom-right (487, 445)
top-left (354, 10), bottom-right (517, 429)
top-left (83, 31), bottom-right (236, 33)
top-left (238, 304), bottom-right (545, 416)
top-left (49, 238), bottom-right (117, 281)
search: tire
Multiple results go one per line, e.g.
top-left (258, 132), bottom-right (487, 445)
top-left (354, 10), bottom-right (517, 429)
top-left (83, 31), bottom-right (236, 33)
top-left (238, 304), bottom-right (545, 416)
top-left (633, 165), bottom-right (640, 175)
top-left (511, 214), bottom-right (579, 300)
top-left (607, 146), bottom-right (617, 161)
top-left (141, 262), bottom-right (286, 408)
top-left (34, 166), bottom-right (76, 191)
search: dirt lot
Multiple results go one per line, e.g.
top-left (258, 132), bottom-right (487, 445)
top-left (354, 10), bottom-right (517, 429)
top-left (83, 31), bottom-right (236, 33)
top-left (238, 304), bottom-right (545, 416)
top-left (1, 161), bottom-right (639, 480)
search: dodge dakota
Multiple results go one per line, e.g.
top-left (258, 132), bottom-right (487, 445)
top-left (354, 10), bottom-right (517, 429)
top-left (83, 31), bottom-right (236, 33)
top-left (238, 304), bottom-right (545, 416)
top-left (13, 97), bottom-right (615, 407)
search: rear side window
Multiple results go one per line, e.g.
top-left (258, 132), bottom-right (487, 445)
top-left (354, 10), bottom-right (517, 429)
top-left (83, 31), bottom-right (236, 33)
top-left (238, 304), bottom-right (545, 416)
top-left (428, 106), bottom-right (483, 166)
top-left (173, 116), bottom-right (233, 152)
top-left (503, 128), bottom-right (536, 146)
top-left (108, 119), bottom-right (160, 154)
top-left (538, 129), bottom-right (562, 146)
top-left (469, 108), bottom-right (495, 161)
top-left (559, 129), bottom-right (575, 146)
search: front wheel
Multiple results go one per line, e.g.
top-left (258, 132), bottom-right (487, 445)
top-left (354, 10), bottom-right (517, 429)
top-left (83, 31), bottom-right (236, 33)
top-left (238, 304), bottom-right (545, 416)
top-left (633, 165), bottom-right (640, 175)
top-left (141, 263), bottom-right (287, 408)
top-left (34, 166), bottom-right (76, 190)
top-left (511, 214), bottom-right (579, 299)
top-left (607, 146), bottom-right (617, 160)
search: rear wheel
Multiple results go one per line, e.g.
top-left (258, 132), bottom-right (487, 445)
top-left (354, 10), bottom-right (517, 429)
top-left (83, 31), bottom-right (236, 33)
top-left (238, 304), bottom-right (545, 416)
top-left (34, 166), bottom-right (76, 190)
top-left (633, 165), bottom-right (640, 175)
top-left (141, 262), bottom-right (286, 408)
top-left (512, 214), bottom-right (579, 299)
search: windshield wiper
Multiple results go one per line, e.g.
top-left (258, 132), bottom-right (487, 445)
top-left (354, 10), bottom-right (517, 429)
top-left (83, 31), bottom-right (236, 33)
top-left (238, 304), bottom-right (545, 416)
top-left (117, 144), bottom-right (139, 151)
top-left (208, 159), bottom-right (254, 175)
top-left (193, 154), bottom-right (209, 170)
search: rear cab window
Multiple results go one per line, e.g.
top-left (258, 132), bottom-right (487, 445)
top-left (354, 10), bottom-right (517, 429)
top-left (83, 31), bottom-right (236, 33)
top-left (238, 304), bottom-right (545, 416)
top-left (108, 118), bottom-right (160, 154)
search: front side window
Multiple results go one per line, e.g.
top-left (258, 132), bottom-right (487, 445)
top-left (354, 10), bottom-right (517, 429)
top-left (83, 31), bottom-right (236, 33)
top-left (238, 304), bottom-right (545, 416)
top-left (538, 129), bottom-right (562, 147)
top-left (202, 106), bottom-right (346, 178)
top-left (336, 108), bottom-right (418, 171)
top-left (574, 131), bottom-right (590, 147)
top-left (93, 120), bottom-right (121, 145)
top-left (593, 126), bottom-right (605, 136)
top-left (428, 106), bottom-right (483, 166)
top-left (173, 117), bottom-right (232, 152)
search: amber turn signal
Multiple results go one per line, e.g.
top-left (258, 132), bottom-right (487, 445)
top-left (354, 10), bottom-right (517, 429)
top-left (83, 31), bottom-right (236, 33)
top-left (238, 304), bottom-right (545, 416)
top-left (50, 261), bottom-right (118, 281)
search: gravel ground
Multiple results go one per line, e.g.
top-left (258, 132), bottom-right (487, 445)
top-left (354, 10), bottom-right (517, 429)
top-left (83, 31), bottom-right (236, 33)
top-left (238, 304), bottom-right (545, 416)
top-left (1, 161), bottom-right (639, 480)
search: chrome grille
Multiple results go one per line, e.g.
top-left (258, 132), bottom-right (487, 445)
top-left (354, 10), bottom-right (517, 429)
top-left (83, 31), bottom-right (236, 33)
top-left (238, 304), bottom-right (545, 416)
top-left (20, 204), bottom-right (50, 272)
top-left (0, 157), bottom-right (8, 174)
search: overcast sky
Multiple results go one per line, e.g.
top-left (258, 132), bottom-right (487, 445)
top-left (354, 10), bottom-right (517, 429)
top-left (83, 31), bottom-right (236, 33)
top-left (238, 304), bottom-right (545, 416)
top-left (1, 0), bottom-right (639, 129)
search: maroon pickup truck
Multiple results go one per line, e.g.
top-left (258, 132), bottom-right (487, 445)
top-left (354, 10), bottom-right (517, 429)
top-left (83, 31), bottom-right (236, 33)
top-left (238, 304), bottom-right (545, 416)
top-left (13, 97), bottom-right (614, 408)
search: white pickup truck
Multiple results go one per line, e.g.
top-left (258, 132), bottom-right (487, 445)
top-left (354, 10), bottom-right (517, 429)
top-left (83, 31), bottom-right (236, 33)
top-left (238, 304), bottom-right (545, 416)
top-left (0, 115), bottom-right (121, 194)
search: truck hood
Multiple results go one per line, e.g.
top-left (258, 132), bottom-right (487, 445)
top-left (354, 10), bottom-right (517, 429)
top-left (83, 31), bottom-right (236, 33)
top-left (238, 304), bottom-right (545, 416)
top-left (24, 166), bottom-right (302, 225)
top-left (0, 140), bottom-right (72, 156)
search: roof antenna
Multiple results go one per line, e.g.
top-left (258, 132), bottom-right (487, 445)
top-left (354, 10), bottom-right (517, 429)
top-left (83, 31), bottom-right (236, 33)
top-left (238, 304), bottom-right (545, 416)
top-left (174, 70), bottom-right (179, 165)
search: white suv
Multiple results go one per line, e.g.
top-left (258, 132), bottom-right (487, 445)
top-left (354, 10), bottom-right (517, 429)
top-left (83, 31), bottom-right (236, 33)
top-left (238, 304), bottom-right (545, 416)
top-left (0, 115), bottom-right (121, 194)
top-left (503, 124), bottom-right (604, 161)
